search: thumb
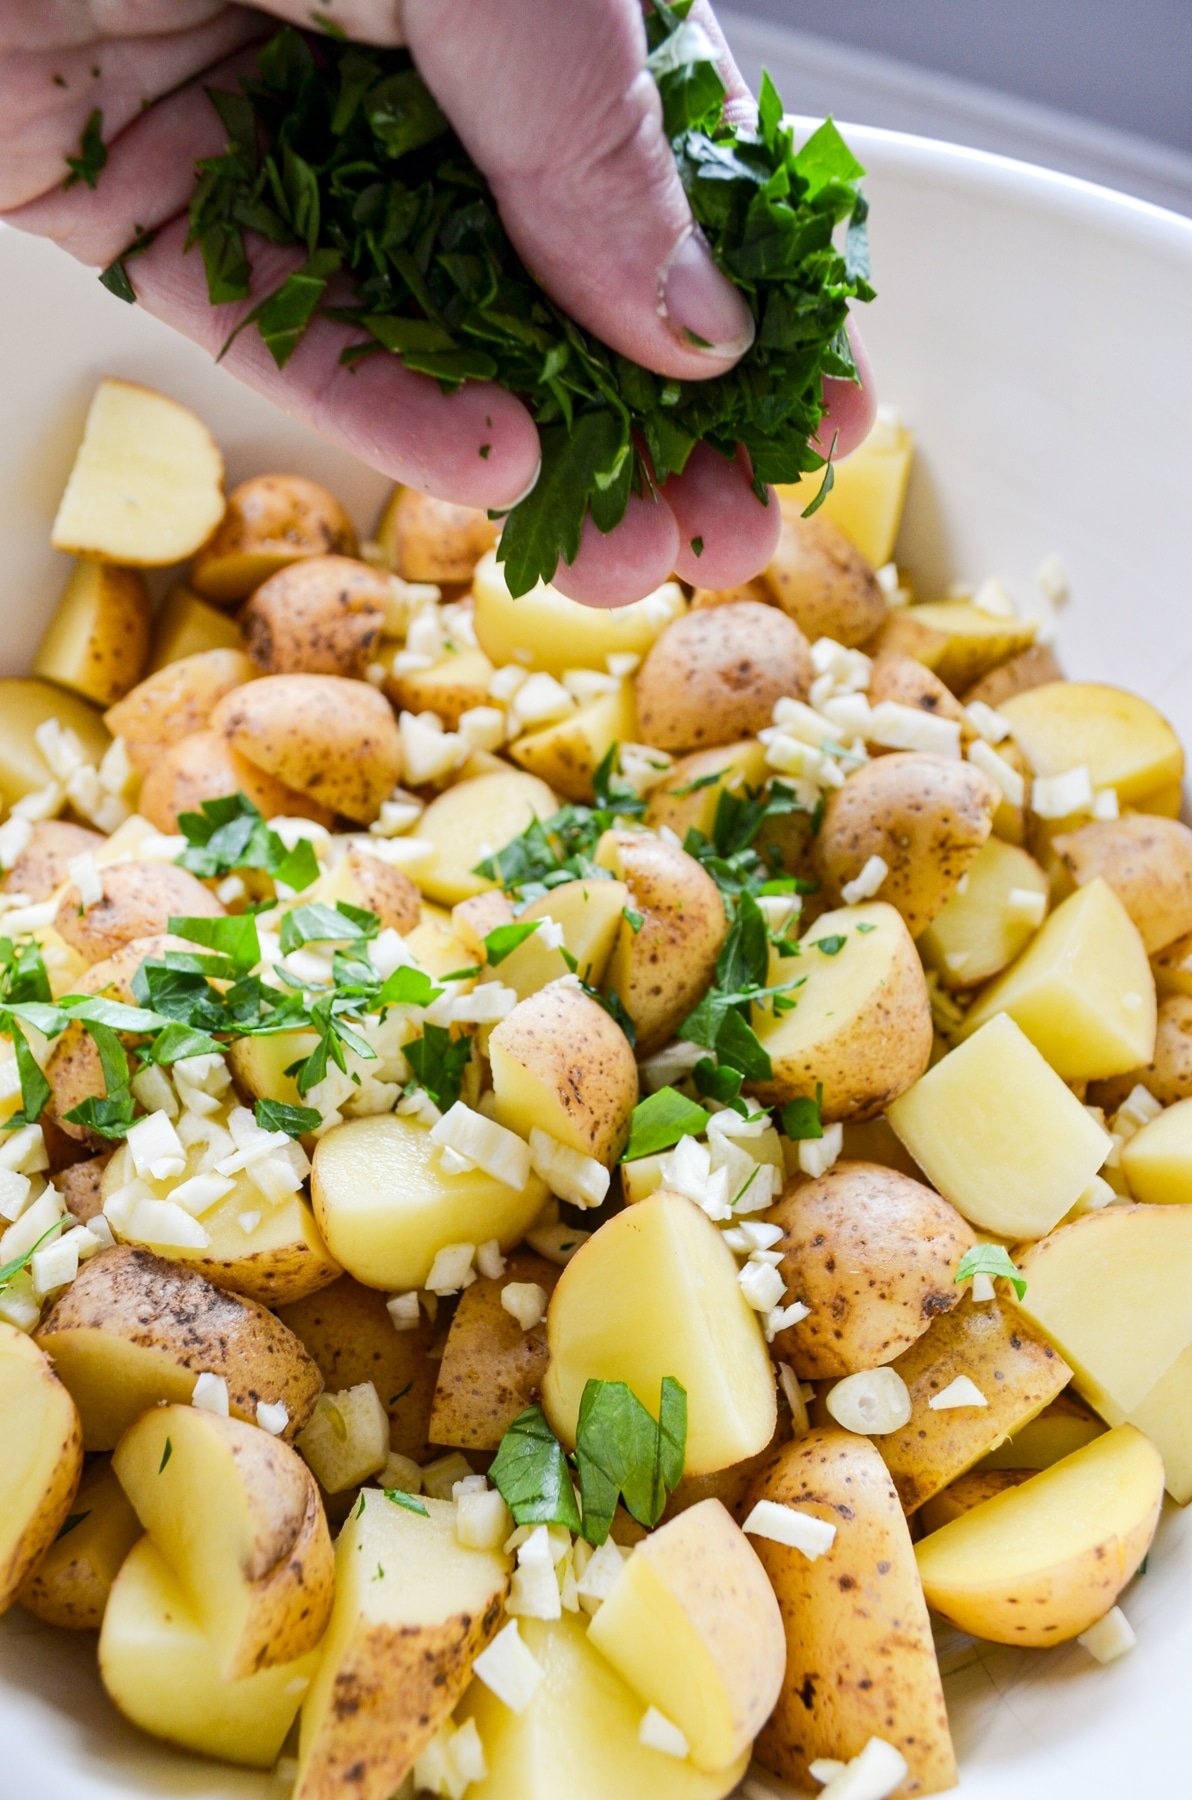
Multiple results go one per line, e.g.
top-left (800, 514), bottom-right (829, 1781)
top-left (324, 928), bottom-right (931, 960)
top-left (402, 0), bottom-right (754, 380)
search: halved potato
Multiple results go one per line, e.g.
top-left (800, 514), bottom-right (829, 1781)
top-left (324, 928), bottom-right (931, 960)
top-left (1121, 1095), bottom-right (1192, 1204)
top-left (644, 740), bottom-right (768, 841)
top-left (51, 379), bottom-right (224, 566)
top-left (375, 486), bottom-right (498, 582)
top-left (0, 819), bottom-right (104, 902)
top-left (873, 601), bottom-right (1037, 692)
top-left (0, 1323), bottom-right (84, 1613)
top-left (312, 845), bottom-right (421, 935)
top-left (0, 677), bottom-right (110, 806)
top-left (112, 1402), bottom-right (334, 1679)
top-left (417, 768), bottom-right (558, 905)
top-left (472, 551), bottom-right (684, 676)
top-left (488, 980), bottom-right (638, 1162)
top-left (976, 1393), bottom-right (1105, 1474)
top-left (191, 473), bottom-right (357, 603)
top-left (917, 1469), bottom-right (1033, 1534)
top-left (137, 727), bottom-right (334, 832)
top-left (775, 408), bottom-right (914, 568)
top-left (760, 510), bottom-right (887, 647)
top-left (242, 556), bottom-right (389, 678)
top-left (104, 647), bottom-right (256, 771)
top-left (34, 558), bottom-right (151, 705)
top-left (915, 1425), bottom-right (1163, 1644)
top-left (634, 602), bottom-right (812, 753)
top-left (211, 673), bottom-right (402, 823)
top-left (484, 877), bottom-right (630, 1000)
top-left (54, 857), bottom-right (224, 965)
top-left (1000, 680), bottom-right (1184, 808)
top-left (17, 1459), bottom-right (141, 1630)
top-left (383, 644), bottom-right (496, 729)
top-left (1053, 814), bottom-right (1192, 955)
top-left (960, 643), bottom-right (1063, 710)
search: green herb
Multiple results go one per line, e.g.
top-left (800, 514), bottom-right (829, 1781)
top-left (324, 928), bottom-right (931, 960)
top-left (693, 1057), bottom-right (743, 1105)
top-left (377, 966), bottom-right (442, 1008)
top-left (856, 921), bottom-right (876, 933)
top-left (573, 1377), bottom-right (687, 1545)
top-left (373, 1562), bottom-right (385, 1580)
top-left (624, 1087), bottom-right (710, 1162)
top-left (168, 913), bottom-right (262, 970)
top-left (576, 980), bottom-right (637, 1046)
top-left (622, 906), bottom-right (645, 934)
top-left (279, 902), bottom-right (379, 954)
top-left (781, 1084), bottom-right (824, 1140)
top-left (54, 1511), bottom-right (90, 1542)
top-left (99, 225), bottom-right (158, 303)
top-left (65, 109), bottom-right (107, 189)
top-left (812, 933), bottom-right (847, 956)
top-left (690, 536), bottom-right (704, 558)
top-left (176, 793), bottom-right (319, 891)
top-left (484, 920), bottom-right (543, 966)
top-left (169, 13), bottom-right (870, 596)
top-left (159, 1439), bottom-right (173, 1473)
top-left (255, 1098), bottom-right (322, 1137)
top-left (383, 1488), bottom-right (429, 1517)
top-left (668, 770), bottom-right (727, 798)
top-left (683, 781), bottom-right (816, 908)
top-left (0, 1221), bottom-right (65, 1295)
top-left (955, 1244), bottom-right (1027, 1301)
top-left (489, 1404), bottom-right (582, 1534)
top-left (677, 891), bottom-right (804, 1087)
top-left (403, 1025), bottom-right (473, 1112)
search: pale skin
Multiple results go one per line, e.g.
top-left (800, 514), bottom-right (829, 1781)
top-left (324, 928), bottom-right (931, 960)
top-left (0, 0), bottom-right (876, 607)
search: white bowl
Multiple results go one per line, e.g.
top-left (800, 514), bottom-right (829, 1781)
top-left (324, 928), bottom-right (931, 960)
top-left (1, 128), bottom-right (1189, 1800)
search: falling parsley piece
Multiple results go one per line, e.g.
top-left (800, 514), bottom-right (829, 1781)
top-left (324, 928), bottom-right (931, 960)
top-left (158, 1438), bottom-right (173, 1473)
top-left (955, 1244), bottom-right (1028, 1301)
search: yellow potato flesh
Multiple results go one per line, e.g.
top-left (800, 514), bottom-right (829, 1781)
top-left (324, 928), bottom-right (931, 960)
top-left (0, 677), bottom-right (110, 806)
top-left (888, 1014), bottom-right (1111, 1238)
top-left (488, 981), bottom-right (638, 1161)
top-left (416, 769), bottom-right (558, 904)
top-left (776, 412), bottom-right (914, 567)
top-left (918, 836), bottom-right (1050, 990)
top-left (510, 682), bottom-right (638, 803)
top-left (1124, 1345), bottom-right (1192, 1504)
top-left (384, 644), bottom-right (495, 726)
top-left (471, 551), bottom-right (685, 677)
top-left (459, 1613), bottom-right (748, 1800)
top-left (0, 1323), bottom-right (83, 1609)
top-left (1121, 1097), bottom-right (1192, 1203)
top-left (18, 1460), bottom-right (140, 1630)
top-left (51, 379), bottom-right (225, 566)
top-left (999, 680), bottom-right (1184, 806)
top-left (492, 876), bottom-right (630, 998)
top-left (976, 1396), bottom-right (1105, 1473)
top-left (962, 878), bottom-right (1157, 1079)
top-left (915, 1425), bottom-right (1163, 1645)
top-left (621, 1125), bottom-right (782, 1206)
top-left (541, 1191), bottom-right (776, 1475)
top-left (881, 601), bottom-right (1037, 689)
top-left (644, 740), bottom-right (769, 840)
top-left (99, 1537), bottom-right (316, 1767)
top-left (311, 1112), bottom-right (547, 1291)
top-left (33, 558), bottom-right (150, 706)
top-left (228, 1027), bottom-right (318, 1108)
top-left (148, 584), bottom-right (243, 669)
top-left (587, 1499), bottom-right (784, 1772)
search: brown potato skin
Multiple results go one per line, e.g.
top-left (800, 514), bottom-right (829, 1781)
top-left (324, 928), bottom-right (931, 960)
top-left (1053, 814), bottom-right (1192, 953)
top-left (634, 601), bottom-right (812, 752)
top-left (380, 486), bottom-right (498, 582)
top-left (104, 648), bottom-right (256, 771)
top-left (868, 655), bottom-right (974, 747)
top-left (763, 511), bottom-right (888, 647)
top-left (191, 474), bottom-right (357, 604)
top-left (875, 1297), bottom-right (1073, 1513)
top-left (54, 859), bottom-right (224, 965)
top-left (916, 1468), bottom-right (1033, 1534)
top-left (338, 847), bottom-right (421, 934)
top-left (766, 1162), bottom-right (977, 1378)
top-left (748, 1428), bottom-right (956, 1798)
top-left (51, 1154), bottom-right (111, 1223)
top-left (961, 643), bottom-right (1064, 710)
top-left (242, 556), bottom-right (389, 678)
top-left (817, 752), bottom-right (1000, 936)
top-left (17, 1460), bottom-right (141, 1631)
top-left (0, 819), bottom-right (104, 900)
top-left (275, 1276), bottom-right (438, 1462)
top-left (0, 1332), bottom-right (85, 1614)
top-left (428, 1251), bottom-right (557, 1452)
top-left (138, 728), bottom-right (334, 833)
top-left (1089, 992), bottom-right (1192, 1111)
top-left (489, 980), bottom-right (640, 1162)
top-left (212, 674), bottom-right (402, 823)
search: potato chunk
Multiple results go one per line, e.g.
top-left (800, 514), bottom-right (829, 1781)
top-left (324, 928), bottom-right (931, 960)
top-left (0, 677), bottom-right (110, 806)
top-left (587, 1499), bottom-right (784, 1772)
top-left (0, 1323), bottom-right (84, 1613)
top-left (999, 680), bottom-right (1184, 808)
top-left (104, 647), bottom-right (256, 771)
top-left (191, 472), bottom-right (357, 602)
top-left (962, 878), bottom-right (1157, 1080)
top-left (242, 555), bottom-right (389, 678)
top-left (634, 601), bottom-right (812, 752)
top-left (511, 681), bottom-right (638, 803)
top-left (148, 583), bottom-right (243, 668)
top-left (775, 408), bottom-right (914, 568)
top-left (472, 550), bottom-right (684, 676)
top-left (760, 510), bottom-right (887, 647)
top-left (1053, 815), bottom-right (1192, 954)
top-left (417, 769), bottom-right (557, 904)
top-left (915, 1426), bottom-right (1162, 1645)
top-left (34, 558), bottom-right (151, 705)
top-left (489, 980), bottom-right (638, 1162)
top-left (211, 673), bottom-right (402, 823)
top-left (17, 1458), bottom-right (140, 1630)
top-left (872, 601), bottom-right (1036, 691)
top-left (542, 1191), bottom-right (776, 1475)
top-left (918, 836), bottom-right (1050, 989)
top-left (1121, 1096), bottom-right (1192, 1204)
top-left (888, 1015), bottom-right (1111, 1238)
top-left (296, 1489), bottom-right (510, 1800)
top-left (429, 1251), bottom-right (557, 1452)
top-left (489, 876), bottom-right (630, 999)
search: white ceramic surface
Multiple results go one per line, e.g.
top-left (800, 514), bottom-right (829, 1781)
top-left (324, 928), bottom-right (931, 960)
top-left (0, 127), bottom-right (1190, 1800)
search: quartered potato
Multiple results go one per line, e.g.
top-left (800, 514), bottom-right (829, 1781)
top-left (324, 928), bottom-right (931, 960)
top-left (0, 1324), bottom-right (84, 1612)
top-left (34, 558), bottom-right (151, 706)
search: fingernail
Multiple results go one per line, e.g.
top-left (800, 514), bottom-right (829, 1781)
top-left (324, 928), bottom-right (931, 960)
top-left (660, 230), bottom-right (755, 359)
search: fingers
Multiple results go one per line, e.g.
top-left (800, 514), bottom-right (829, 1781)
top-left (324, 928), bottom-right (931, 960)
top-left (402, 0), bottom-right (753, 382)
top-left (251, 1), bottom-right (407, 45)
top-left (664, 444), bottom-right (782, 588)
top-left (817, 320), bottom-right (878, 459)
top-left (551, 492), bottom-right (680, 609)
top-left (127, 216), bottom-right (541, 510)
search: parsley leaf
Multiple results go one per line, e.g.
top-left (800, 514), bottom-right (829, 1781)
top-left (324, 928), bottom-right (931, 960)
top-left (781, 1084), bottom-right (824, 1140)
top-left (279, 902), bottom-right (379, 954)
top-left (168, 913), bottom-right (261, 971)
top-left (624, 1087), bottom-right (710, 1162)
top-left (64, 109), bottom-right (107, 189)
top-left (255, 1098), bottom-right (322, 1137)
top-left (176, 794), bottom-right (319, 891)
top-left (383, 1488), bottom-right (429, 1517)
top-left (484, 920), bottom-right (542, 966)
top-left (403, 1025), bottom-right (472, 1112)
top-left (955, 1244), bottom-right (1027, 1301)
top-left (573, 1377), bottom-right (687, 1545)
top-left (489, 1405), bottom-right (582, 1534)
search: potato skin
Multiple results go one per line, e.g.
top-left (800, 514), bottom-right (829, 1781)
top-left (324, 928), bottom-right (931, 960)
top-left (104, 648), bottom-right (256, 771)
top-left (766, 1162), bottom-right (977, 1378)
top-left (54, 858), bottom-right (224, 965)
top-left (17, 1460), bottom-right (141, 1631)
top-left (1053, 814), bottom-right (1192, 953)
top-left (489, 979), bottom-right (640, 1162)
top-left (429, 1251), bottom-right (557, 1452)
top-left (596, 828), bottom-right (728, 1056)
top-left (961, 643), bottom-right (1063, 709)
top-left (51, 1154), bottom-right (110, 1222)
top-left (191, 474), bottom-right (357, 604)
top-left (748, 1427), bottom-right (956, 1798)
top-left (242, 556), bottom-right (389, 678)
top-left (634, 601), bottom-right (812, 752)
top-left (336, 847), bottom-right (421, 934)
top-left (817, 752), bottom-right (1000, 935)
top-left (379, 486), bottom-right (498, 582)
top-left (916, 1468), bottom-right (1032, 1534)
top-left (868, 655), bottom-right (974, 746)
top-left (0, 1326), bottom-right (85, 1613)
top-left (138, 728), bottom-right (334, 833)
top-left (763, 511), bottom-right (888, 647)
top-left (1089, 993), bottom-right (1192, 1111)
top-left (212, 674), bottom-right (402, 823)
top-left (0, 819), bottom-right (104, 901)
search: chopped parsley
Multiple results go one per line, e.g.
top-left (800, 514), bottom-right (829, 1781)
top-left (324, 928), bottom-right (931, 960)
top-left (64, 109), bottom-right (107, 189)
top-left (623, 1088), bottom-right (710, 1162)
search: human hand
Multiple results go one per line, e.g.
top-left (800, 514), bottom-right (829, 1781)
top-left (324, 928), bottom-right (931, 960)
top-left (0, 0), bottom-right (875, 606)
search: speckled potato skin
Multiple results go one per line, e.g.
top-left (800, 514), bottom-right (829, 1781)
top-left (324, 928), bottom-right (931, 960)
top-left (138, 728), bottom-right (334, 833)
top-left (191, 474), bottom-right (358, 604)
top-left (916, 1468), bottom-right (1033, 1534)
top-left (867, 656), bottom-right (974, 747)
top-left (211, 674), bottom-right (402, 822)
top-left (36, 1245), bottom-right (323, 1449)
top-left (0, 1325), bottom-right (85, 1613)
top-left (488, 979), bottom-right (639, 1161)
top-left (379, 485), bottom-right (499, 582)
top-left (634, 601), bottom-right (812, 752)
top-left (961, 643), bottom-right (1064, 709)
top-left (54, 858), bottom-right (224, 964)
top-left (875, 1297), bottom-right (1073, 1513)
top-left (16, 1459), bottom-right (141, 1631)
top-left (747, 1427), bottom-right (956, 1798)
top-left (596, 828), bottom-right (728, 1056)
top-left (817, 752), bottom-right (1000, 936)
top-left (763, 511), bottom-right (888, 647)
top-left (104, 648), bottom-right (256, 771)
top-left (1053, 814), bottom-right (1192, 953)
top-left (242, 556), bottom-right (389, 678)
top-left (429, 1251), bottom-right (557, 1451)
top-left (338, 847), bottom-right (421, 935)
top-left (52, 1154), bottom-right (110, 1221)
top-left (275, 1275), bottom-right (438, 1462)
top-left (1089, 992), bottom-right (1192, 1111)
top-left (766, 1162), bottom-right (977, 1378)
top-left (0, 819), bottom-right (105, 900)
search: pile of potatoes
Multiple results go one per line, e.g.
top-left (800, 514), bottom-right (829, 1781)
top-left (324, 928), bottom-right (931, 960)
top-left (0, 380), bottom-right (1190, 1800)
